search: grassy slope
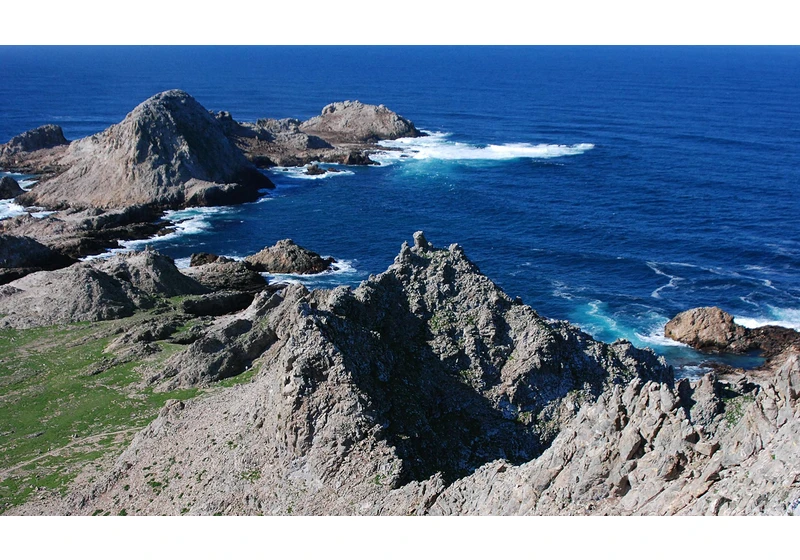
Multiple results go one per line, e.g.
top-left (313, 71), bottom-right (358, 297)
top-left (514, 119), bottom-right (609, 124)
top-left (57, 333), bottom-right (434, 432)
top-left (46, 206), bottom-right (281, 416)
top-left (0, 312), bottom-right (255, 514)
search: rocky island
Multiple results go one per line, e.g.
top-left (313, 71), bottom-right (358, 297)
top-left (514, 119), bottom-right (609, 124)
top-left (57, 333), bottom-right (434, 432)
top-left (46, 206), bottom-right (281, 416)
top-left (1, 91), bottom-right (798, 516)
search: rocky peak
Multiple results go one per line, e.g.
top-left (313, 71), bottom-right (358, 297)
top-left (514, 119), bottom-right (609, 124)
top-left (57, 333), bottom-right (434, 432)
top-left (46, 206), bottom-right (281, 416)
top-left (17, 90), bottom-right (273, 210)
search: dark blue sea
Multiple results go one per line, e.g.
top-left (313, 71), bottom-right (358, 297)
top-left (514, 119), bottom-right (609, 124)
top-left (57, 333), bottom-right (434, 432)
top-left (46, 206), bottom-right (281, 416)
top-left (2, 46), bottom-right (799, 376)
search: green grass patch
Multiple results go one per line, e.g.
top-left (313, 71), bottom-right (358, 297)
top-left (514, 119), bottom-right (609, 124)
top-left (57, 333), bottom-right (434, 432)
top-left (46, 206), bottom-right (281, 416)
top-left (0, 319), bottom-right (199, 514)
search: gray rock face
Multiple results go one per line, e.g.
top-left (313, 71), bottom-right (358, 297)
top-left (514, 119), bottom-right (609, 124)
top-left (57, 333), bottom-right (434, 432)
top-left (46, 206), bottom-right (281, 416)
top-left (0, 249), bottom-right (205, 328)
top-left (17, 90), bottom-right (273, 211)
top-left (0, 264), bottom-right (139, 328)
top-left (94, 249), bottom-right (207, 299)
top-left (66, 234), bottom-right (680, 515)
top-left (665, 306), bottom-right (800, 359)
top-left (300, 100), bottom-right (422, 143)
top-left (244, 239), bottom-right (335, 274)
top-left (0, 124), bottom-right (69, 156)
top-left (0, 176), bottom-right (24, 199)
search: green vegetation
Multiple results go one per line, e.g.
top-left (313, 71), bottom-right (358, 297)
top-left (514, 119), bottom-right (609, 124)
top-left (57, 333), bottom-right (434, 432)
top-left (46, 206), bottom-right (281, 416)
top-left (723, 395), bottom-right (755, 427)
top-left (0, 316), bottom-right (206, 513)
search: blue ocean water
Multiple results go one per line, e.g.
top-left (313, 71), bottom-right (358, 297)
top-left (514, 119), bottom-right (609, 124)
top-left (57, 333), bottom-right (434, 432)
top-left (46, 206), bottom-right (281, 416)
top-left (2, 46), bottom-right (799, 375)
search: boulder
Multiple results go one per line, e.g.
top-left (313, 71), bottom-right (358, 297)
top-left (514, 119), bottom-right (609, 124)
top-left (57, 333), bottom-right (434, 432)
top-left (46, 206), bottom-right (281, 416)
top-left (180, 291), bottom-right (256, 317)
top-left (17, 90), bottom-right (274, 211)
top-left (0, 176), bottom-right (24, 199)
top-left (664, 307), bottom-right (750, 352)
top-left (244, 239), bottom-right (334, 274)
top-left (300, 100), bottom-right (422, 143)
top-left (94, 249), bottom-right (207, 299)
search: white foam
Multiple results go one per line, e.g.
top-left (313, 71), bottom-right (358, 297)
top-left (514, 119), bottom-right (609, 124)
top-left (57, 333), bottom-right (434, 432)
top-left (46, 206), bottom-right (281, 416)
top-left (271, 166), bottom-right (355, 180)
top-left (734, 307), bottom-right (800, 331)
top-left (0, 200), bottom-right (26, 220)
top-left (374, 130), bottom-right (594, 164)
top-left (266, 259), bottom-right (357, 285)
top-left (82, 206), bottom-right (234, 261)
top-left (647, 261), bottom-right (683, 299)
top-left (635, 329), bottom-right (689, 348)
top-left (174, 257), bottom-right (192, 270)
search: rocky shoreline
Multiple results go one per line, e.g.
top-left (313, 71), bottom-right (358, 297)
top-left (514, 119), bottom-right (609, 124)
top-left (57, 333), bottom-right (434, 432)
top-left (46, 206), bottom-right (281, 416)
top-left (1, 90), bottom-right (798, 516)
top-left (0, 91), bottom-right (421, 280)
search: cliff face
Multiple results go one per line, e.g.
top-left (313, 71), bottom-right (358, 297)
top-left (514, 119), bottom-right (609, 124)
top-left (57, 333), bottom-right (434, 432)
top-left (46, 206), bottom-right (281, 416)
top-left (17, 90), bottom-right (273, 211)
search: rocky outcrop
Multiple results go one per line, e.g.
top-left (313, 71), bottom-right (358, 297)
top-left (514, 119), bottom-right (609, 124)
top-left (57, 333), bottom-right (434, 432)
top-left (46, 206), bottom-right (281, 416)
top-left (216, 102), bottom-right (418, 168)
top-left (0, 249), bottom-right (205, 328)
top-left (244, 239), bottom-right (335, 274)
top-left (665, 306), bottom-right (800, 359)
top-left (0, 125), bottom-right (71, 176)
top-left (63, 234), bottom-right (677, 515)
top-left (181, 260), bottom-right (268, 293)
top-left (188, 252), bottom-right (232, 267)
top-left (300, 101), bottom-right (422, 143)
top-left (16, 90), bottom-right (273, 211)
top-left (0, 124), bottom-right (68, 156)
top-left (0, 234), bottom-right (76, 284)
top-left (0, 176), bottom-right (24, 199)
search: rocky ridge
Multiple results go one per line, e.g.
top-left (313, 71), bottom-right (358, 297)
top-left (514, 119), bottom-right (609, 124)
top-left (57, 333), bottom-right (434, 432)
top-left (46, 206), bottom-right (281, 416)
top-left (4, 235), bottom-right (799, 516)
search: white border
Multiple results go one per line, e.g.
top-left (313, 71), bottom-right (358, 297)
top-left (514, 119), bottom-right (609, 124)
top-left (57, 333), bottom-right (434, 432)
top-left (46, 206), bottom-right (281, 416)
top-left (2, 1), bottom-right (799, 45)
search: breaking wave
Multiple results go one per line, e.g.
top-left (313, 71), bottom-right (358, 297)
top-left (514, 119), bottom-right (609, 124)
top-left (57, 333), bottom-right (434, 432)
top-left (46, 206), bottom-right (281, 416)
top-left (374, 131), bottom-right (594, 165)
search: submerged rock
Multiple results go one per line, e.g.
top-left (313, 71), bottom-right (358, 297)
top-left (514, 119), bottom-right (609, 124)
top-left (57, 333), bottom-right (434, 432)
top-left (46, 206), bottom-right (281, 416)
top-left (244, 239), bottom-right (335, 274)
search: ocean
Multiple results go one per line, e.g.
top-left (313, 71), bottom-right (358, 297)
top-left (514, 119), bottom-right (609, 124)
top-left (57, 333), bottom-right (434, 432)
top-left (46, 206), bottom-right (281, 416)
top-left (2, 46), bottom-right (799, 376)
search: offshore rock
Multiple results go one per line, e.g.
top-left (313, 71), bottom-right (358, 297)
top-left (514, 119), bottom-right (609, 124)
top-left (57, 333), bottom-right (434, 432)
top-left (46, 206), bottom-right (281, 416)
top-left (665, 306), bottom-right (800, 359)
top-left (17, 90), bottom-right (274, 211)
top-left (300, 100), bottom-right (422, 143)
top-left (244, 239), bottom-right (335, 274)
top-left (189, 252), bottom-right (233, 267)
top-left (0, 176), bottom-right (24, 199)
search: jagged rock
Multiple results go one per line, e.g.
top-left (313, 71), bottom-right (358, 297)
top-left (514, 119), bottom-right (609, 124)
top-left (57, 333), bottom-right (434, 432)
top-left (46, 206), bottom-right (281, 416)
top-left (63, 234), bottom-right (675, 515)
top-left (0, 124), bottom-right (69, 156)
top-left (181, 260), bottom-right (267, 293)
top-left (189, 252), bottom-right (233, 267)
top-left (17, 90), bottom-right (274, 211)
top-left (0, 206), bottom-right (166, 261)
top-left (665, 306), bottom-right (800, 359)
top-left (0, 234), bottom-right (76, 284)
top-left (300, 100), bottom-right (422, 143)
top-left (244, 239), bottom-right (334, 274)
top-left (0, 176), bottom-right (24, 198)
